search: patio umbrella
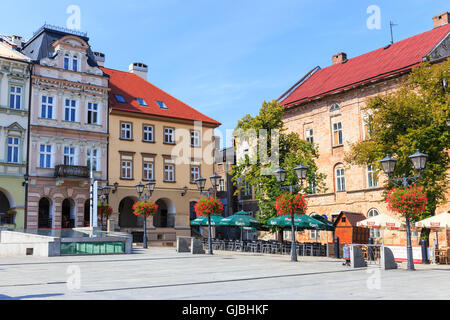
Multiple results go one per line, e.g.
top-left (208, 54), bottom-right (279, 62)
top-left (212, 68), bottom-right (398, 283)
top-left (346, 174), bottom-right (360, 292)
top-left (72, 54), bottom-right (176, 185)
top-left (356, 213), bottom-right (406, 245)
top-left (416, 212), bottom-right (450, 249)
top-left (311, 214), bottom-right (335, 231)
top-left (190, 216), bottom-right (224, 226)
top-left (218, 211), bottom-right (261, 240)
top-left (267, 214), bottom-right (327, 230)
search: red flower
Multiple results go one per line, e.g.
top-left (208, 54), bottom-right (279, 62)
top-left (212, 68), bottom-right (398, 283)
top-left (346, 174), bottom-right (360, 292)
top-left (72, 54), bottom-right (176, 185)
top-left (275, 192), bottom-right (308, 216)
top-left (132, 201), bottom-right (158, 217)
top-left (97, 204), bottom-right (113, 218)
top-left (195, 197), bottom-right (224, 217)
top-left (386, 185), bottom-right (427, 219)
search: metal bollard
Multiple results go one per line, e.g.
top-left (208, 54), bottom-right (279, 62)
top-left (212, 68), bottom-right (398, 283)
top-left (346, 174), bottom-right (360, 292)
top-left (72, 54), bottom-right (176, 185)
top-left (368, 237), bottom-right (375, 261)
top-left (334, 237), bottom-right (340, 259)
top-left (420, 239), bottom-right (429, 264)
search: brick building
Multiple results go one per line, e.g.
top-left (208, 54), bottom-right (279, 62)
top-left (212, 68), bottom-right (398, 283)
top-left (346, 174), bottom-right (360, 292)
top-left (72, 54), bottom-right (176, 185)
top-left (279, 13), bottom-right (450, 246)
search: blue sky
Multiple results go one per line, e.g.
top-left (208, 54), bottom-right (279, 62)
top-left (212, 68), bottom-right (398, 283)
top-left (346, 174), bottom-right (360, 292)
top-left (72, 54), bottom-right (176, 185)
top-left (2, 0), bottom-right (448, 147)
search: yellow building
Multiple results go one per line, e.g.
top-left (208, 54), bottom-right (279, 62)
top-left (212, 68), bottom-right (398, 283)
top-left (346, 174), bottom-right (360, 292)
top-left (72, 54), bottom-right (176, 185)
top-left (101, 64), bottom-right (220, 245)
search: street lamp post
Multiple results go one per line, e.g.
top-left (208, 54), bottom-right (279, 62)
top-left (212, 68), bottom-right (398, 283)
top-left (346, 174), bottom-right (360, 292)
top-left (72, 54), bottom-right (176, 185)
top-left (274, 164), bottom-right (309, 262)
top-left (195, 174), bottom-right (220, 255)
top-left (97, 185), bottom-right (112, 230)
top-left (135, 181), bottom-right (156, 249)
top-left (380, 150), bottom-right (428, 271)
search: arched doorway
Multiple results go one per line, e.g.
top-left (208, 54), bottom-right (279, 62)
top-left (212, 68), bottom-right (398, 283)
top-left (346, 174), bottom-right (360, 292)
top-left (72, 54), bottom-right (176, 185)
top-left (84, 200), bottom-right (90, 227)
top-left (62, 199), bottom-right (76, 229)
top-left (190, 201), bottom-right (200, 235)
top-left (0, 191), bottom-right (11, 225)
top-left (38, 198), bottom-right (52, 229)
top-left (119, 197), bottom-right (142, 228)
top-left (154, 198), bottom-right (176, 228)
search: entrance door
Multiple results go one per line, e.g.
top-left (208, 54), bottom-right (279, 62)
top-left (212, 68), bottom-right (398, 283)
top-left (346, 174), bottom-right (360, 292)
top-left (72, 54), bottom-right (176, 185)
top-left (62, 199), bottom-right (75, 229)
top-left (38, 198), bottom-right (52, 229)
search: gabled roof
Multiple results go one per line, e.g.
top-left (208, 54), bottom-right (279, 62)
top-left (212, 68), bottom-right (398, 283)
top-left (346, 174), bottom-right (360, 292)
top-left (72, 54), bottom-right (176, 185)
top-left (102, 67), bottom-right (221, 127)
top-left (333, 211), bottom-right (367, 227)
top-left (280, 23), bottom-right (450, 108)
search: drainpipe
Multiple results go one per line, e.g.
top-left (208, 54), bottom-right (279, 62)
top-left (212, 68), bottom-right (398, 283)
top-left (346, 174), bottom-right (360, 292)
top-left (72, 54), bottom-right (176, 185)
top-left (24, 63), bottom-right (33, 230)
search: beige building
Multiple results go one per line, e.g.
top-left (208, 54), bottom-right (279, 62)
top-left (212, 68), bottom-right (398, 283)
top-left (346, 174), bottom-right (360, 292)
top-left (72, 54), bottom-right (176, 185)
top-left (101, 63), bottom-right (220, 245)
top-left (279, 13), bottom-right (450, 246)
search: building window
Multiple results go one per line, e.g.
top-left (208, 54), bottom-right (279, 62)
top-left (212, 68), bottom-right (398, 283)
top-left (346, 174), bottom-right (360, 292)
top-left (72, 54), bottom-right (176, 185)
top-left (330, 103), bottom-right (340, 112)
top-left (335, 166), bottom-right (346, 192)
top-left (368, 209), bottom-right (381, 238)
top-left (41, 96), bottom-right (54, 119)
top-left (219, 179), bottom-right (225, 191)
top-left (64, 99), bottom-right (77, 122)
top-left (363, 114), bottom-right (373, 140)
top-left (121, 122), bottom-right (132, 140)
top-left (63, 147), bottom-right (76, 165)
top-left (86, 148), bottom-right (99, 171)
top-left (143, 160), bottom-right (154, 181)
top-left (243, 183), bottom-right (252, 197)
top-left (190, 166), bottom-right (201, 183)
top-left (164, 163), bottom-right (175, 182)
top-left (114, 94), bottom-right (126, 103)
top-left (305, 128), bottom-right (314, 144)
top-left (143, 125), bottom-right (154, 142)
top-left (164, 127), bottom-right (175, 144)
top-left (72, 56), bottom-right (78, 72)
top-left (7, 137), bottom-right (19, 163)
top-left (156, 100), bottom-right (168, 110)
top-left (87, 103), bottom-right (98, 124)
top-left (9, 86), bottom-right (22, 110)
top-left (308, 173), bottom-right (317, 194)
top-left (121, 155), bottom-right (133, 180)
top-left (310, 229), bottom-right (321, 240)
top-left (332, 122), bottom-right (343, 146)
top-left (191, 130), bottom-right (201, 147)
top-left (136, 98), bottom-right (148, 106)
top-left (39, 144), bottom-right (52, 168)
top-left (367, 165), bottom-right (378, 188)
top-left (64, 54), bottom-right (70, 70)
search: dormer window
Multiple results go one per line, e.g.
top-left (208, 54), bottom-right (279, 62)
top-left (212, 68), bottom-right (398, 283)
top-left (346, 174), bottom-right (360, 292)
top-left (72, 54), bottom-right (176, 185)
top-left (330, 103), bottom-right (340, 112)
top-left (114, 94), bottom-right (126, 103)
top-left (136, 98), bottom-right (148, 106)
top-left (64, 54), bottom-right (70, 70)
top-left (156, 100), bottom-right (168, 110)
top-left (72, 56), bottom-right (78, 72)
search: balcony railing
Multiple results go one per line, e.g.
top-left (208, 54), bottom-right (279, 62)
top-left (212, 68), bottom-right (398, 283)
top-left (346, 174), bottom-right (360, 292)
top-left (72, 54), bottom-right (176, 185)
top-left (55, 165), bottom-right (90, 179)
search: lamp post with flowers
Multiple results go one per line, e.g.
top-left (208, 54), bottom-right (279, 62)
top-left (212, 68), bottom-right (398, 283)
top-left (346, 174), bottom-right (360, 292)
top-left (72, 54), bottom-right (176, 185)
top-left (97, 185), bottom-right (112, 229)
top-left (380, 150), bottom-right (428, 270)
top-left (134, 182), bottom-right (157, 249)
top-left (274, 164), bottom-right (309, 262)
top-left (194, 173), bottom-right (223, 255)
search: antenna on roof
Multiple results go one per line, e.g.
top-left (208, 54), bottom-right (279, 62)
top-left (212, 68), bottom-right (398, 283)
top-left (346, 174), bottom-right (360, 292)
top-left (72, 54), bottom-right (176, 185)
top-left (389, 21), bottom-right (398, 44)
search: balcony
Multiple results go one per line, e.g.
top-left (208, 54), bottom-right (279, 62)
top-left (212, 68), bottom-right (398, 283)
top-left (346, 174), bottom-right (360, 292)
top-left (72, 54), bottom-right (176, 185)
top-left (54, 165), bottom-right (90, 179)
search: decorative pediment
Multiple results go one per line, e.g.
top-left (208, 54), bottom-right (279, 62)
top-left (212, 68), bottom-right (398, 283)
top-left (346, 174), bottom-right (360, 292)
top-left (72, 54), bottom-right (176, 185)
top-left (6, 122), bottom-right (25, 132)
top-left (53, 35), bottom-right (88, 50)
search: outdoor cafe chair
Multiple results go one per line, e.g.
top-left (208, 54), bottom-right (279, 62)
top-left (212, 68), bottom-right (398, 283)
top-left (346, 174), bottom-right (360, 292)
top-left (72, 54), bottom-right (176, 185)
top-left (234, 241), bottom-right (243, 251)
top-left (226, 240), bottom-right (235, 251)
top-left (261, 241), bottom-right (271, 254)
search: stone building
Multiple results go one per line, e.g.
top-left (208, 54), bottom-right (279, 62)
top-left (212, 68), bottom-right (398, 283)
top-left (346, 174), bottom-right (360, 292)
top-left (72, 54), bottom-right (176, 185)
top-left (278, 13), bottom-right (450, 246)
top-left (101, 63), bottom-right (220, 245)
top-left (0, 39), bottom-right (31, 229)
top-left (21, 25), bottom-right (109, 229)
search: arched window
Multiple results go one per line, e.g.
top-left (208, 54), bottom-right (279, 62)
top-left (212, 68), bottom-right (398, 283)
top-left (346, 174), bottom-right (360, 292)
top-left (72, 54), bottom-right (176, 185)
top-left (335, 165), bottom-right (346, 192)
top-left (330, 103), bottom-right (340, 112)
top-left (38, 198), bottom-right (52, 229)
top-left (64, 54), bottom-right (70, 70)
top-left (368, 208), bottom-right (380, 238)
top-left (72, 55), bottom-right (78, 72)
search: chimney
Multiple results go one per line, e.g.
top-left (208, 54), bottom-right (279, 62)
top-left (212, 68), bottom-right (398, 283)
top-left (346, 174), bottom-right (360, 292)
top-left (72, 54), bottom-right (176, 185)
top-left (129, 62), bottom-right (148, 80)
top-left (93, 52), bottom-right (105, 67)
top-left (433, 12), bottom-right (450, 28)
top-left (332, 52), bottom-right (347, 65)
top-left (11, 35), bottom-right (22, 48)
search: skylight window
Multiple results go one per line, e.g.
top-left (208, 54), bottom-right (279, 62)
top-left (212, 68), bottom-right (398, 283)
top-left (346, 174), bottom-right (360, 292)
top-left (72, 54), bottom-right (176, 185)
top-left (114, 94), bottom-right (126, 103)
top-left (156, 100), bottom-right (168, 110)
top-left (136, 98), bottom-right (148, 106)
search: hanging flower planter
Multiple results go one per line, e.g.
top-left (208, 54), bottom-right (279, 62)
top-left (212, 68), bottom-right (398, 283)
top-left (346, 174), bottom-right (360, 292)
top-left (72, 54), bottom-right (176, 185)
top-left (97, 203), bottom-right (113, 219)
top-left (132, 201), bottom-right (159, 218)
top-left (386, 184), bottom-right (427, 221)
top-left (194, 197), bottom-right (224, 217)
top-left (275, 192), bottom-right (308, 216)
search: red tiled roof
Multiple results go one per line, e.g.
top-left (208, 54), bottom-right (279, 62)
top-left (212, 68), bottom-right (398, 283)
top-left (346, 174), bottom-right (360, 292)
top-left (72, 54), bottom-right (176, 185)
top-left (101, 67), bottom-right (221, 126)
top-left (280, 23), bottom-right (450, 107)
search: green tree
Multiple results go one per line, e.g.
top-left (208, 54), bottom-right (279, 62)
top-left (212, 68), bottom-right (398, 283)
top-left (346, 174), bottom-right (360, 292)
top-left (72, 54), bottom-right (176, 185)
top-left (345, 59), bottom-right (450, 236)
top-left (231, 100), bottom-right (327, 231)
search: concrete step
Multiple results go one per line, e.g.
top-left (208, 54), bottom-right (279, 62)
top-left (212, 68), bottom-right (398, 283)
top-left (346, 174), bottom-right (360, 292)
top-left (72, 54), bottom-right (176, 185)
top-left (134, 241), bottom-right (176, 248)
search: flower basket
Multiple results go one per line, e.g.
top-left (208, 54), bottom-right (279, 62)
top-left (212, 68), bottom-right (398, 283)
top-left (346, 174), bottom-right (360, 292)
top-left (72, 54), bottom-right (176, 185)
top-left (275, 193), bottom-right (308, 216)
top-left (194, 197), bottom-right (224, 217)
top-left (97, 204), bottom-right (113, 219)
top-left (386, 184), bottom-right (427, 221)
top-left (132, 201), bottom-right (158, 218)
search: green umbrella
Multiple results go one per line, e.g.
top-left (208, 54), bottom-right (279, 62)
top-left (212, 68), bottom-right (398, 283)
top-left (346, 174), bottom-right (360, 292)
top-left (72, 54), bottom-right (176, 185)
top-left (218, 211), bottom-right (261, 228)
top-left (267, 214), bottom-right (327, 230)
top-left (311, 214), bottom-right (335, 231)
top-left (190, 215), bottom-right (224, 226)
